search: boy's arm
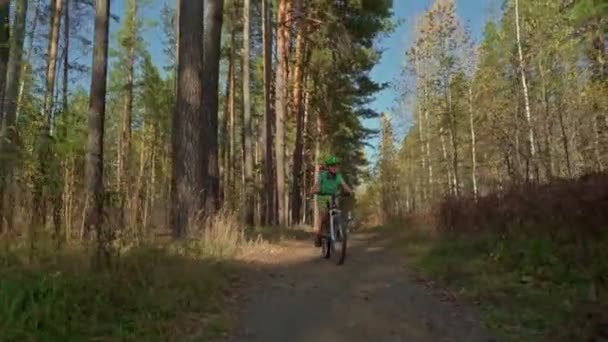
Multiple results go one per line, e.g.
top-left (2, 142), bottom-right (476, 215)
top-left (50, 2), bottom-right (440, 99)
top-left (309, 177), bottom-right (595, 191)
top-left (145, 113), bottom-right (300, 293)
top-left (341, 182), bottom-right (352, 194)
top-left (338, 174), bottom-right (352, 194)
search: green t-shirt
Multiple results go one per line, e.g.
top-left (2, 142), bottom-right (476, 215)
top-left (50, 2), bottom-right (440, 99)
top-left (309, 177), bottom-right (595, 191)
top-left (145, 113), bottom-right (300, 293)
top-left (316, 170), bottom-right (344, 207)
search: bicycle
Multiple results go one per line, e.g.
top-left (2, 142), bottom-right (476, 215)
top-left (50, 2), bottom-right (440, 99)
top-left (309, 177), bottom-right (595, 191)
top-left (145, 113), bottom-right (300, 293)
top-left (319, 192), bottom-right (352, 265)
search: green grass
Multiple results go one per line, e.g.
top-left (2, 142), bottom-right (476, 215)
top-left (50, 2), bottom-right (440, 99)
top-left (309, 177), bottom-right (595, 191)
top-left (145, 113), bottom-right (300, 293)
top-left (382, 225), bottom-right (608, 341)
top-left (0, 243), bottom-right (234, 341)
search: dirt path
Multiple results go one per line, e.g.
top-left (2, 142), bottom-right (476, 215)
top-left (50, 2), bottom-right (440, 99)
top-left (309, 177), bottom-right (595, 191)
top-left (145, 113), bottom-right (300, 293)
top-left (227, 230), bottom-right (492, 342)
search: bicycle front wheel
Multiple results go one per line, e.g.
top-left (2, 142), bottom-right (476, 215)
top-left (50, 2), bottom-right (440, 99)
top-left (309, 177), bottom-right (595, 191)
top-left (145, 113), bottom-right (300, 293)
top-left (321, 237), bottom-right (331, 259)
top-left (331, 217), bottom-right (347, 265)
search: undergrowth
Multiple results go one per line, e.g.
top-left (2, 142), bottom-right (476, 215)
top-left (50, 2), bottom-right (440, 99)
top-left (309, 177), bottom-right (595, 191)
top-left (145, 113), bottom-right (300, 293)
top-left (385, 223), bottom-right (608, 342)
top-left (0, 213), bottom-right (265, 341)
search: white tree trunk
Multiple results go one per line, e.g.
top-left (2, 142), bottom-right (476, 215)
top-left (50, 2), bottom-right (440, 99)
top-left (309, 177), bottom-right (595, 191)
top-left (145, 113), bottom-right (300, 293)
top-left (468, 87), bottom-right (478, 199)
top-left (514, 0), bottom-right (536, 180)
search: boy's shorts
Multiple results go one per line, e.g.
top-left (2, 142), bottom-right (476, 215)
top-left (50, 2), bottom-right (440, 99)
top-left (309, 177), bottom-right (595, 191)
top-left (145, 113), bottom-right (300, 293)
top-left (315, 195), bottom-right (333, 209)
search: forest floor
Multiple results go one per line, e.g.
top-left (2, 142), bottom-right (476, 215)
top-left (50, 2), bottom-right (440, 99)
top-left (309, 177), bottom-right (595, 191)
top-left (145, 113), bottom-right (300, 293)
top-left (222, 227), bottom-right (492, 342)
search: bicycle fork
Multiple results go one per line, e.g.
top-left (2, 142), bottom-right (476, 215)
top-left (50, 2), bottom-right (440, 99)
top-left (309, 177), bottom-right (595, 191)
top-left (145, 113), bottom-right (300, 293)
top-left (329, 208), bottom-right (340, 241)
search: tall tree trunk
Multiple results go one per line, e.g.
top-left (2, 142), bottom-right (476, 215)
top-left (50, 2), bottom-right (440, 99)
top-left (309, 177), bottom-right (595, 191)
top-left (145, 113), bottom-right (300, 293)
top-left (0, 1), bottom-right (10, 119)
top-left (291, 12), bottom-right (305, 224)
top-left (301, 84), bottom-right (309, 224)
top-left (83, 0), bottom-right (110, 268)
top-left (173, 0), bottom-right (179, 95)
top-left (513, 107), bottom-right (523, 180)
top-left (413, 49), bottom-right (427, 207)
top-left (133, 134), bottom-right (147, 237)
top-left (538, 59), bottom-right (554, 180)
top-left (242, 0), bottom-right (254, 225)
top-left (221, 44), bottom-right (233, 202)
top-left (557, 97), bottom-right (572, 177)
top-left (255, 116), bottom-right (263, 223)
top-left (312, 111), bottom-right (321, 230)
top-left (16, 0), bottom-right (40, 119)
top-left (422, 62), bottom-right (433, 196)
top-left (439, 127), bottom-right (451, 195)
top-left (118, 0), bottom-right (137, 227)
top-left (202, 0), bottom-right (224, 214)
top-left (171, 0), bottom-right (205, 238)
top-left (275, 0), bottom-right (290, 226)
top-left (54, 0), bottom-right (70, 246)
top-left (62, 157), bottom-right (74, 240)
top-left (0, 0), bottom-right (27, 234)
top-left (43, 0), bottom-right (63, 133)
top-left (228, 2), bottom-right (237, 197)
top-left (62, 0), bottom-right (69, 114)
top-left (144, 143), bottom-right (156, 230)
top-left (468, 87), bottom-right (478, 199)
top-left (32, 0), bottom-right (63, 233)
top-left (262, 0), bottom-right (274, 225)
top-left (514, 0), bottom-right (537, 182)
top-left (290, 0), bottom-right (305, 225)
top-left (447, 85), bottom-right (459, 196)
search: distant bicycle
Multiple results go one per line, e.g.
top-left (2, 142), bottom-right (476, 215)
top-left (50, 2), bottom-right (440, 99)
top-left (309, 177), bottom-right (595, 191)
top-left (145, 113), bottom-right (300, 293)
top-left (319, 192), bottom-right (352, 265)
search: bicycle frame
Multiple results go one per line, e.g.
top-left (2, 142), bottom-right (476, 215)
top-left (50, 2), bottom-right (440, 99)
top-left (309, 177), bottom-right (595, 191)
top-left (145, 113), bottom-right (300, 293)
top-left (329, 205), bottom-right (340, 242)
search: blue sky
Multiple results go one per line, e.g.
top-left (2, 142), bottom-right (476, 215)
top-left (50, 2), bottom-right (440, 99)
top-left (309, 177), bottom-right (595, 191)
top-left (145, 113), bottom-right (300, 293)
top-left (109, 0), bottom-right (501, 164)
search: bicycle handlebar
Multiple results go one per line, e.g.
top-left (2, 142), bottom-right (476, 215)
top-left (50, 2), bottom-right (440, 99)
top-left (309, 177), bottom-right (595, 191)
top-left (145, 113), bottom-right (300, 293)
top-left (315, 192), bottom-right (352, 197)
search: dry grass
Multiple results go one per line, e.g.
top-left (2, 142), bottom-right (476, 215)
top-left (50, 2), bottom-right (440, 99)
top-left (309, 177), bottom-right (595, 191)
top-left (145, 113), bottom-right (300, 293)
top-left (0, 210), bottom-right (298, 340)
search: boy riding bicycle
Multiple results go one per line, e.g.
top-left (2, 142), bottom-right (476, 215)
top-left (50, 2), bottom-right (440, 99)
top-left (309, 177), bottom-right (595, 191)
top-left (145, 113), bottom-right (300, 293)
top-left (310, 156), bottom-right (353, 247)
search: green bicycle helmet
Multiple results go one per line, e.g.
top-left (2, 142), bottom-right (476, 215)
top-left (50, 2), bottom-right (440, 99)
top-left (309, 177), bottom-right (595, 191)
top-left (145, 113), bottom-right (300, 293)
top-left (325, 156), bottom-right (339, 166)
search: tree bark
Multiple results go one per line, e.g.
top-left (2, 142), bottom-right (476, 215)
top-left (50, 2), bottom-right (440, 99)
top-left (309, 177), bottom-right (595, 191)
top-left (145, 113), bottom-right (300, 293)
top-left (262, 0), bottom-right (274, 225)
top-left (0, 0), bottom-right (27, 234)
top-left (514, 0), bottom-right (537, 181)
top-left (439, 127), bottom-right (451, 195)
top-left (43, 0), bottom-right (63, 132)
top-left (242, 0), bottom-right (254, 225)
top-left (133, 133), bottom-right (147, 237)
top-left (301, 84), bottom-right (309, 224)
top-left (62, 0), bottom-right (69, 114)
top-left (290, 0), bottom-right (306, 224)
top-left (171, 0), bottom-right (206, 238)
top-left (538, 59), bottom-right (554, 180)
top-left (83, 0), bottom-right (110, 268)
top-left (227, 1), bottom-right (237, 196)
top-left (312, 111), bottom-right (321, 230)
top-left (275, 0), bottom-right (289, 226)
top-left (0, 1), bottom-right (10, 119)
top-left (118, 0), bottom-right (137, 227)
top-left (202, 0), bottom-right (224, 214)
top-left (447, 82), bottom-right (459, 196)
top-left (423, 60), bottom-right (433, 196)
top-left (557, 97), bottom-right (572, 177)
top-left (221, 44), bottom-right (233, 202)
top-left (413, 49), bottom-right (427, 206)
top-left (468, 87), bottom-right (478, 199)
top-left (32, 0), bottom-right (63, 232)
top-left (15, 0), bottom-right (39, 119)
